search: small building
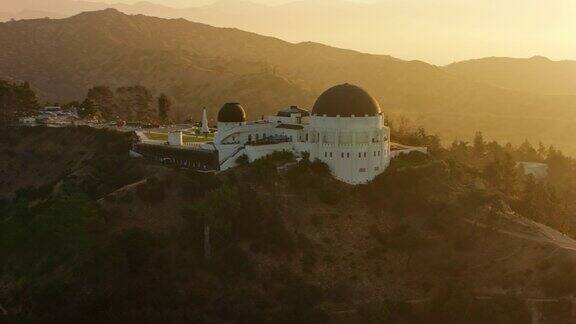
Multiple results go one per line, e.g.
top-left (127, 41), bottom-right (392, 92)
top-left (517, 162), bottom-right (548, 180)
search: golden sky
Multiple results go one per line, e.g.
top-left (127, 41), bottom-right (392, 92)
top-left (100, 0), bottom-right (575, 64)
top-left (15, 0), bottom-right (576, 64)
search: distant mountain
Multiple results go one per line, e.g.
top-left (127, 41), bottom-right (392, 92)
top-left (3, 0), bottom-right (575, 65)
top-left (0, 10), bottom-right (65, 21)
top-left (2, 10), bottom-right (576, 153)
top-left (445, 56), bottom-right (576, 96)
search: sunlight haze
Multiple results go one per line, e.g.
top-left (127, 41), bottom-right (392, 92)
top-left (3, 0), bottom-right (574, 64)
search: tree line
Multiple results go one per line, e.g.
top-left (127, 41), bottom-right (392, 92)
top-left (73, 85), bottom-right (173, 123)
top-left (0, 80), bottom-right (39, 124)
top-left (389, 118), bottom-right (576, 237)
top-left (0, 79), bottom-right (173, 124)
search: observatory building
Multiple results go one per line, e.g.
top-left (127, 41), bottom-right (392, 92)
top-left (133, 83), bottom-right (426, 184)
top-left (213, 83), bottom-right (392, 184)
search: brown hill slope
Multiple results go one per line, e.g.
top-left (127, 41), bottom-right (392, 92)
top-left (3, 127), bottom-right (576, 322)
top-left (2, 10), bottom-right (576, 153)
top-left (445, 56), bottom-right (576, 96)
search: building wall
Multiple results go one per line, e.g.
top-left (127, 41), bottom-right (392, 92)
top-left (303, 115), bottom-right (390, 184)
top-left (245, 142), bottom-right (293, 162)
top-left (214, 114), bottom-right (392, 184)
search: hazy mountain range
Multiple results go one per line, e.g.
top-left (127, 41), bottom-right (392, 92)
top-left (1, 9), bottom-right (576, 154)
top-left (1, 0), bottom-right (574, 64)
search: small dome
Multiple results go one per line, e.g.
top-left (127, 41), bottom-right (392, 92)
top-left (217, 103), bottom-right (246, 123)
top-left (312, 83), bottom-right (381, 117)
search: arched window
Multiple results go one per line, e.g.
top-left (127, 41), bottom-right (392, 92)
top-left (358, 152), bottom-right (361, 158)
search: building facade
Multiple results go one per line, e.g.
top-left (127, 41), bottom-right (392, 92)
top-left (213, 83), bottom-right (393, 184)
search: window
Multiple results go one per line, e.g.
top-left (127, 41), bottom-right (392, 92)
top-left (373, 151), bottom-right (376, 157)
top-left (306, 134), bottom-right (309, 141)
top-left (341, 152), bottom-right (344, 158)
top-left (325, 152), bottom-right (327, 158)
top-left (330, 152), bottom-right (333, 158)
top-left (358, 152), bottom-right (361, 158)
top-left (364, 152), bottom-right (367, 158)
top-left (347, 153), bottom-right (350, 158)
top-left (359, 168), bottom-right (366, 172)
top-left (374, 167), bottom-right (380, 171)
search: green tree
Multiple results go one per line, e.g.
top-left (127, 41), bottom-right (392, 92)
top-left (79, 98), bottom-right (97, 118)
top-left (86, 86), bottom-right (116, 119)
top-left (116, 86), bottom-right (153, 121)
top-left (473, 131), bottom-right (484, 157)
top-left (157, 93), bottom-right (171, 123)
top-left (0, 80), bottom-right (39, 123)
top-left (483, 153), bottom-right (519, 195)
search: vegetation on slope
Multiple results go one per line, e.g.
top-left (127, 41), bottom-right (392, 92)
top-left (3, 10), bottom-right (576, 153)
top-left (3, 126), bottom-right (576, 322)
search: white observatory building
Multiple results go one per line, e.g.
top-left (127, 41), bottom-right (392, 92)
top-left (213, 83), bottom-right (394, 184)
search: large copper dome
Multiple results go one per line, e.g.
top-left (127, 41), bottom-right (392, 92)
top-left (312, 84), bottom-right (381, 117)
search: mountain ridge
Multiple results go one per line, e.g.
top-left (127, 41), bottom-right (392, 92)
top-left (3, 9), bottom-right (576, 154)
top-left (445, 56), bottom-right (576, 96)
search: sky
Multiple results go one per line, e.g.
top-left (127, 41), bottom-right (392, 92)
top-left (6, 0), bottom-right (576, 64)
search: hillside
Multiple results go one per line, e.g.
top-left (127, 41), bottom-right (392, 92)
top-left (445, 56), bottom-right (576, 96)
top-left (3, 126), bottom-right (576, 322)
top-left (2, 10), bottom-right (576, 154)
top-left (1, 0), bottom-right (574, 65)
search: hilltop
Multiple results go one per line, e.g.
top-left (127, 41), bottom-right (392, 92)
top-left (2, 10), bottom-right (576, 154)
top-left (3, 126), bottom-right (576, 322)
top-left (445, 56), bottom-right (576, 96)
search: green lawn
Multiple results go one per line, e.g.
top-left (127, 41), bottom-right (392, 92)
top-left (144, 132), bottom-right (213, 143)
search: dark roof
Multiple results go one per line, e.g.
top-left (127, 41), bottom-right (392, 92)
top-left (276, 124), bottom-right (304, 130)
top-left (312, 83), bottom-right (381, 117)
top-left (217, 103), bottom-right (246, 123)
top-left (277, 105), bottom-right (310, 117)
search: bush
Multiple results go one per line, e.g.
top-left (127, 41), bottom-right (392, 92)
top-left (250, 212), bottom-right (295, 256)
top-left (301, 251), bottom-right (318, 273)
top-left (136, 176), bottom-right (166, 204)
top-left (178, 170), bottom-right (221, 202)
top-left (236, 153), bottom-right (249, 165)
top-left (358, 300), bottom-right (414, 324)
top-left (540, 272), bottom-right (576, 297)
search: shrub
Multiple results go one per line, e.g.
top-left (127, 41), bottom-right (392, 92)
top-left (236, 153), bottom-right (249, 165)
top-left (136, 176), bottom-right (166, 204)
top-left (358, 301), bottom-right (414, 324)
top-left (301, 251), bottom-right (318, 273)
top-left (178, 170), bottom-right (221, 201)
